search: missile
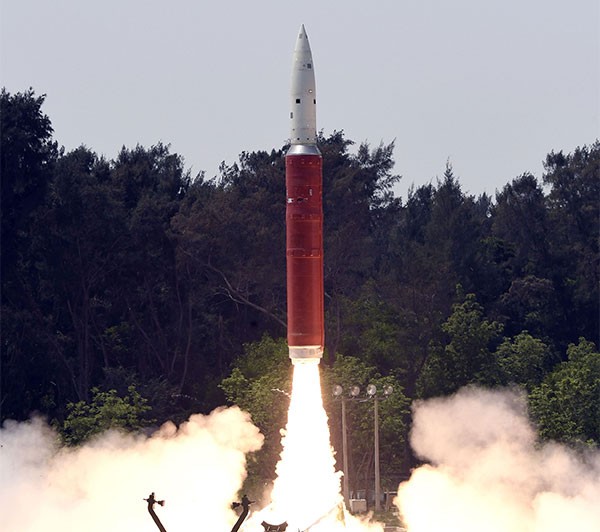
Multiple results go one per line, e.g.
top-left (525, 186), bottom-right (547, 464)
top-left (286, 25), bottom-right (324, 364)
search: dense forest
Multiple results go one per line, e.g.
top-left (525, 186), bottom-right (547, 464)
top-left (1, 89), bottom-right (599, 491)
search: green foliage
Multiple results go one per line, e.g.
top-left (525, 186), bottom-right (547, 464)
top-left (61, 386), bottom-right (152, 445)
top-left (336, 292), bottom-right (401, 373)
top-left (499, 275), bottom-right (560, 342)
top-left (322, 353), bottom-right (381, 397)
top-left (1, 88), bottom-right (598, 457)
top-left (1, 89), bottom-right (62, 420)
top-left (496, 332), bottom-right (550, 390)
top-left (529, 338), bottom-right (600, 445)
top-left (219, 335), bottom-right (292, 479)
top-left (100, 366), bottom-right (185, 426)
top-left (320, 133), bottom-right (401, 358)
top-left (491, 173), bottom-right (548, 279)
top-left (0, 88), bottom-right (58, 216)
top-left (543, 143), bottom-right (600, 346)
top-left (418, 291), bottom-right (503, 397)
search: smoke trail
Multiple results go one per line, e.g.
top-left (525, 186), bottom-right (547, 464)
top-left (0, 406), bottom-right (263, 532)
top-left (395, 387), bottom-right (600, 532)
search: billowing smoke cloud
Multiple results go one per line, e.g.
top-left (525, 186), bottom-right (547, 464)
top-left (6, 387), bottom-right (599, 532)
top-left (395, 387), bottom-right (600, 532)
top-left (0, 407), bottom-right (263, 532)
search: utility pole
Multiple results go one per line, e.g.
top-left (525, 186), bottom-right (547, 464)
top-left (374, 396), bottom-right (381, 511)
top-left (341, 397), bottom-right (349, 506)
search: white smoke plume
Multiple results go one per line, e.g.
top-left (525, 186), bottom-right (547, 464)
top-left (0, 406), bottom-right (263, 532)
top-left (395, 387), bottom-right (600, 532)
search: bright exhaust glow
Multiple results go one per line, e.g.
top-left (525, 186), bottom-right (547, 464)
top-left (270, 361), bottom-right (342, 528)
top-left (244, 362), bottom-right (384, 531)
top-left (290, 357), bottom-right (321, 366)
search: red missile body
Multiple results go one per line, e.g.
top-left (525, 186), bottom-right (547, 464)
top-left (286, 26), bottom-right (324, 363)
top-left (286, 151), bottom-right (324, 361)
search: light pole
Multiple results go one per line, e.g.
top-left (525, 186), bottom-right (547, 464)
top-left (333, 384), bottom-right (348, 506)
top-left (367, 383), bottom-right (393, 511)
top-left (334, 383), bottom-right (393, 512)
top-left (333, 384), bottom-right (361, 507)
top-left (366, 385), bottom-right (380, 510)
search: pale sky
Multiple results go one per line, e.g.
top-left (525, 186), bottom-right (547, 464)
top-left (2, 0), bottom-right (598, 200)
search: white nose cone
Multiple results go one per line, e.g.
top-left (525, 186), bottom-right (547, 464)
top-left (289, 24), bottom-right (317, 146)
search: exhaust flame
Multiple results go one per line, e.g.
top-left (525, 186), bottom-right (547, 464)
top-left (270, 359), bottom-right (342, 528)
top-left (245, 361), bottom-right (383, 531)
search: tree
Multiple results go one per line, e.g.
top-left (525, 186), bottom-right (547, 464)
top-left (365, 168), bottom-right (496, 403)
top-left (220, 335), bottom-right (292, 481)
top-left (421, 165), bottom-right (491, 298)
top-left (60, 385), bottom-right (152, 445)
top-left (41, 147), bottom-right (124, 402)
top-left (1, 88), bottom-right (58, 279)
top-left (172, 148), bottom-right (288, 385)
top-left (110, 144), bottom-right (197, 390)
top-left (1, 89), bottom-right (60, 420)
top-left (491, 173), bottom-right (550, 279)
top-left (529, 338), bottom-right (600, 445)
top-left (495, 331), bottom-right (550, 391)
top-left (543, 143), bottom-right (600, 349)
top-left (490, 173), bottom-right (573, 348)
top-left (320, 132), bottom-right (400, 360)
top-left (336, 289), bottom-right (403, 374)
top-left (368, 183), bottom-right (446, 400)
top-left (418, 291), bottom-right (503, 397)
top-left (498, 274), bottom-right (561, 344)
